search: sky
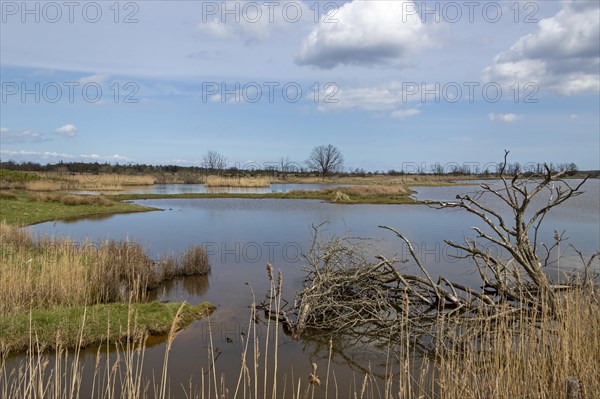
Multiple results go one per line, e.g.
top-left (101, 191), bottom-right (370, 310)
top-left (1, 0), bottom-right (599, 172)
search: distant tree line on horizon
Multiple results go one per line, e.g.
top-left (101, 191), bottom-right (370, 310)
top-left (0, 146), bottom-right (591, 178)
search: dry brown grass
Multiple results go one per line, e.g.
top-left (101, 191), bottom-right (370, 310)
top-left (336, 184), bottom-right (411, 197)
top-left (0, 267), bottom-right (598, 398)
top-left (204, 175), bottom-right (270, 187)
top-left (181, 245), bottom-right (211, 276)
top-left (0, 223), bottom-right (210, 316)
top-left (288, 184), bottom-right (413, 203)
top-left (24, 173), bottom-right (154, 191)
top-left (423, 291), bottom-right (600, 398)
top-left (30, 192), bottom-right (115, 206)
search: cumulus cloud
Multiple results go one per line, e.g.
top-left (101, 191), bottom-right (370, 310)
top-left (488, 113), bottom-right (523, 123)
top-left (0, 128), bottom-right (46, 143)
top-left (296, 0), bottom-right (430, 69)
top-left (55, 124), bottom-right (78, 137)
top-left (483, 0), bottom-right (599, 95)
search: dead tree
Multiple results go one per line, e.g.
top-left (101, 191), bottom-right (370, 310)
top-left (424, 150), bottom-right (591, 316)
top-left (263, 151), bottom-right (598, 345)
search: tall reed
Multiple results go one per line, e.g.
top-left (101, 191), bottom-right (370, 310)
top-left (204, 175), bottom-right (270, 187)
top-left (0, 222), bottom-right (210, 315)
top-left (1, 263), bottom-right (598, 398)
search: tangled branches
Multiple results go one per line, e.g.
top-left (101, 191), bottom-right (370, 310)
top-left (264, 152), bottom-right (599, 349)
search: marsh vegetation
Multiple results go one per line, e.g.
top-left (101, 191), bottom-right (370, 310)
top-left (0, 159), bottom-right (598, 398)
top-left (0, 222), bottom-right (212, 353)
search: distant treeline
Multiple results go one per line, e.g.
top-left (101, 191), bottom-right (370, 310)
top-left (0, 160), bottom-right (596, 177)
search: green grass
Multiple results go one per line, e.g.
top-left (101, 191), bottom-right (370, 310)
top-left (0, 192), bottom-right (156, 225)
top-left (0, 301), bottom-right (215, 354)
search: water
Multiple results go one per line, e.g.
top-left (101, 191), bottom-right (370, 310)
top-left (73, 183), bottom-right (350, 195)
top-left (17, 180), bottom-right (600, 396)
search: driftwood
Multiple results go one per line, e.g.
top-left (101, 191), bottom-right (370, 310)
top-left (260, 152), bottom-right (599, 348)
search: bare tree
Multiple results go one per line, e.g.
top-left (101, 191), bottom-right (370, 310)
top-left (202, 150), bottom-right (226, 171)
top-left (279, 156), bottom-right (293, 173)
top-left (306, 144), bottom-right (344, 177)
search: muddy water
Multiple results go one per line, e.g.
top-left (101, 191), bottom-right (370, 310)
top-left (18, 180), bottom-right (600, 397)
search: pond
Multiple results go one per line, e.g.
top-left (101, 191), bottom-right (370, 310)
top-left (20, 180), bottom-right (600, 397)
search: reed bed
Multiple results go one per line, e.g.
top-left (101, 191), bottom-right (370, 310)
top-left (0, 268), bottom-right (598, 398)
top-left (288, 184), bottom-right (413, 203)
top-left (0, 222), bottom-right (210, 316)
top-left (334, 184), bottom-right (411, 199)
top-left (204, 175), bottom-right (270, 187)
top-left (425, 291), bottom-right (600, 399)
top-left (19, 173), bottom-right (155, 191)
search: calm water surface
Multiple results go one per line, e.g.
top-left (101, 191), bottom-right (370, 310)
top-left (22, 180), bottom-right (600, 396)
top-left (75, 183), bottom-right (350, 195)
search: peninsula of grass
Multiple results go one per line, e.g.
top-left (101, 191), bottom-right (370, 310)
top-left (0, 191), bottom-right (156, 225)
top-left (110, 184), bottom-right (420, 205)
top-left (0, 301), bottom-right (215, 354)
top-left (0, 223), bottom-right (213, 353)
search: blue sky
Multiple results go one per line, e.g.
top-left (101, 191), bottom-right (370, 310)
top-left (1, 0), bottom-right (599, 171)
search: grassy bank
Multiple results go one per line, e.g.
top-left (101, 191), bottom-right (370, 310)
top-left (0, 301), bottom-right (214, 354)
top-left (0, 191), bottom-right (156, 225)
top-left (110, 184), bottom-right (418, 204)
top-left (0, 222), bottom-right (212, 353)
top-left (0, 223), bottom-right (210, 315)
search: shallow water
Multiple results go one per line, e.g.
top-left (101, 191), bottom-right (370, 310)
top-left (19, 180), bottom-right (600, 397)
top-left (73, 183), bottom-right (350, 195)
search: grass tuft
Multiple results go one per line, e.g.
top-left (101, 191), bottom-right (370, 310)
top-left (0, 301), bottom-right (214, 354)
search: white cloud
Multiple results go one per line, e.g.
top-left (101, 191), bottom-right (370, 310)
top-left (0, 128), bottom-right (46, 143)
top-left (316, 82), bottom-right (430, 120)
top-left (197, 0), bottom-right (307, 43)
top-left (482, 0), bottom-right (600, 95)
top-left (78, 74), bottom-right (109, 86)
top-left (318, 81), bottom-right (418, 112)
top-left (0, 150), bottom-right (130, 163)
top-left (488, 113), bottom-right (523, 123)
top-left (0, 150), bottom-right (75, 160)
top-left (296, 0), bottom-right (431, 69)
top-left (320, 86), bottom-right (398, 111)
top-left (80, 153), bottom-right (128, 161)
top-left (391, 108), bottom-right (421, 120)
top-left (55, 124), bottom-right (78, 137)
